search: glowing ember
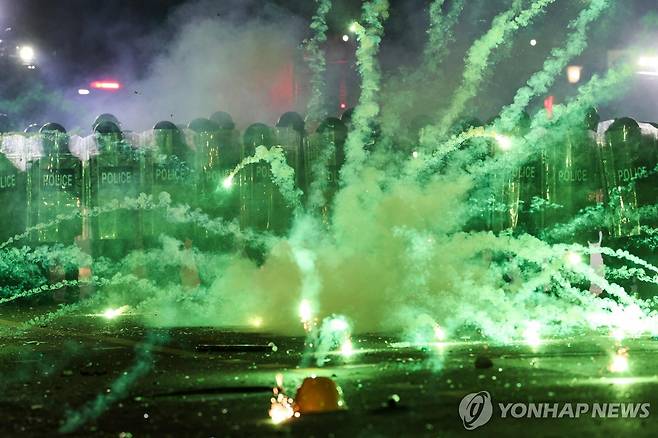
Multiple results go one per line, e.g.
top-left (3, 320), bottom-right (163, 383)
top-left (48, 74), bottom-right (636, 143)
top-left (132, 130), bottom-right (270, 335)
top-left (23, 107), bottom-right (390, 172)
top-left (248, 316), bottom-right (264, 328)
top-left (269, 394), bottom-right (296, 424)
top-left (493, 133), bottom-right (513, 150)
top-left (100, 305), bottom-right (130, 320)
top-left (523, 321), bottom-right (541, 347)
top-left (566, 251), bottom-right (582, 266)
top-left (269, 373), bottom-right (299, 424)
top-left (340, 339), bottom-right (354, 358)
top-left (433, 324), bottom-right (447, 341)
top-left (609, 348), bottom-right (630, 373)
top-left (299, 299), bottom-right (313, 325)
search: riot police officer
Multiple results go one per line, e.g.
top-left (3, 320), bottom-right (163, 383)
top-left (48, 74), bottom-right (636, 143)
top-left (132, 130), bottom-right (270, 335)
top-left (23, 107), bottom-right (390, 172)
top-left (238, 123), bottom-right (283, 233)
top-left (601, 118), bottom-right (643, 238)
top-left (601, 117), bottom-right (658, 299)
top-left (305, 117), bottom-right (347, 221)
top-left (486, 112), bottom-right (536, 234)
top-left (187, 117), bottom-right (239, 250)
top-left (28, 123), bottom-right (82, 246)
top-left (541, 107), bottom-right (604, 244)
top-left (92, 113), bottom-right (121, 131)
top-left (276, 111), bottom-right (307, 195)
top-left (144, 120), bottom-right (195, 246)
top-left (27, 123), bottom-right (83, 301)
top-left (0, 134), bottom-right (26, 244)
top-left (87, 120), bottom-right (143, 259)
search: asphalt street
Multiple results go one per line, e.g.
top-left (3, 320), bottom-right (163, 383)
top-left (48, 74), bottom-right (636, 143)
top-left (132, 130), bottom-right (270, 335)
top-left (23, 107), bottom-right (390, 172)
top-left (0, 305), bottom-right (656, 437)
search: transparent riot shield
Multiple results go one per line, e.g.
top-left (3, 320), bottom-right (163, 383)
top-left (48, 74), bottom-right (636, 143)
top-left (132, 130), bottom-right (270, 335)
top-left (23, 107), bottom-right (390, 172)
top-left (0, 148), bottom-right (26, 244)
top-left (143, 122), bottom-right (195, 246)
top-left (276, 112), bottom-right (307, 195)
top-left (187, 118), bottom-right (237, 250)
top-left (486, 130), bottom-right (531, 235)
top-left (541, 124), bottom-right (604, 244)
top-left (26, 126), bottom-right (83, 302)
top-left (305, 117), bottom-right (347, 221)
top-left (600, 118), bottom-right (658, 299)
top-left (601, 118), bottom-right (643, 238)
top-left (28, 128), bottom-right (82, 246)
top-left (238, 123), bottom-right (282, 233)
top-left (87, 121), bottom-right (143, 259)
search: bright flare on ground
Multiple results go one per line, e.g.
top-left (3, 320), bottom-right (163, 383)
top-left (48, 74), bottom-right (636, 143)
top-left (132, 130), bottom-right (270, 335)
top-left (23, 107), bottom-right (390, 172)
top-left (90, 81), bottom-right (121, 90)
top-left (609, 350), bottom-right (629, 373)
top-left (248, 315), bottom-right (263, 328)
top-left (523, 321), bottom-right (541, 347)
top-left (222, 176), bottom-right (233, 189)
top-left (637, 56), bottom-right (658, 70)
top-left (299, 299), bottom-right (313, 324)
top-left (269, 395), bottom-right (295, 424)
top-left (434, 324), bottom-right (447, 341)
top-left (101, 306), bottom-right (129, 320)
top-left (340, 339), bottom-right (354, 358)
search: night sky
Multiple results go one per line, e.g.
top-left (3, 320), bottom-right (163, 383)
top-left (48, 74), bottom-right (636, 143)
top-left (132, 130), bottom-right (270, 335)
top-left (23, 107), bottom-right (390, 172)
top-left (1, 0), bottom-right (658, 123)
top-left (2, 0), bottom-right (656, 80)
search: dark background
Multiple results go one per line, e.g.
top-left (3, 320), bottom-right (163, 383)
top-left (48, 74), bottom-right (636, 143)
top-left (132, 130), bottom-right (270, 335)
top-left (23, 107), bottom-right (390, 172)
top-left (1, 0), bottom-right (657, 128)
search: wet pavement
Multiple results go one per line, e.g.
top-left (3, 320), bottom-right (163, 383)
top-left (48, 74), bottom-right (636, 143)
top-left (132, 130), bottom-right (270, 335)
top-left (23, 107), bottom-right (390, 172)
top-left (0, 307), bottom-right (657, 437)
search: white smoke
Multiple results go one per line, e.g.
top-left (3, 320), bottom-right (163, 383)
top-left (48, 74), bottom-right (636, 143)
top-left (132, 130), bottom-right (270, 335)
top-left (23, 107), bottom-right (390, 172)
top-left (77, 0), bottom-right (308, 131)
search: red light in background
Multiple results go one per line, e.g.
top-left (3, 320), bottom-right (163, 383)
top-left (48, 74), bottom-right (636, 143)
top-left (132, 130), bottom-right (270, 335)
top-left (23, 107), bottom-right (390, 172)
top-left (339, 77), bottom-right (348, 111)
top-left (90, 81), bottom-right (121, 90)
top-left (544, 95), bottom-right (554, 119)
top-left (268, 63), bottom-right (295, 110)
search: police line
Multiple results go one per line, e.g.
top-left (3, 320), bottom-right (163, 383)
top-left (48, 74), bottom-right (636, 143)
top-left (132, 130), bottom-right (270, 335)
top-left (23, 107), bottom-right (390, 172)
top-left (0, 112), bottom-right (349, 260)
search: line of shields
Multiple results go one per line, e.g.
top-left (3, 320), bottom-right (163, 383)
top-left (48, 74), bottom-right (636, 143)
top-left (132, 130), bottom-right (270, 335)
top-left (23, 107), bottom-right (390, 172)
top-left (1, 109), bottom-right (656, 299)
top-left (451, 110), bottom-right (658, 299)
top-left (0, 112), bottom-right (349, 267)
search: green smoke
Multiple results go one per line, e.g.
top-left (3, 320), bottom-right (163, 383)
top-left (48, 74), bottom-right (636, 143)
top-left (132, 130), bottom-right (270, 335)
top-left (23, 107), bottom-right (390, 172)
top-left (306, 137), bottom-right (337, 212)
top-left (497, 0), bottom-right (612, 131)
top-left (416, 64), bottom-right (634, 178)
top-left (379, 0), bottom-right (463, 141)
top-left (305, 0), bottom-right (333, 123)
top-left (1, 4), bottom-right (657, 402)
top-left (340, 0), bottom-right (390, 184)
top-left (59, 331), bottom-right (168, 433)
top-left (425, 0), bottom-right (556, 143)
top-left (424, 0), bottom-right (465, 72)
top-left (0, 82), bottom-right (74, 126)
top-left (226, 145), bottom-right (302, 210)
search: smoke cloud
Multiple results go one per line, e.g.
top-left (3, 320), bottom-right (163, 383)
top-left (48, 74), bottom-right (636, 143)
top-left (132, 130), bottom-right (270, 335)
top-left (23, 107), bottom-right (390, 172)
top-left (71, 0), bottom-right (308, 131)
